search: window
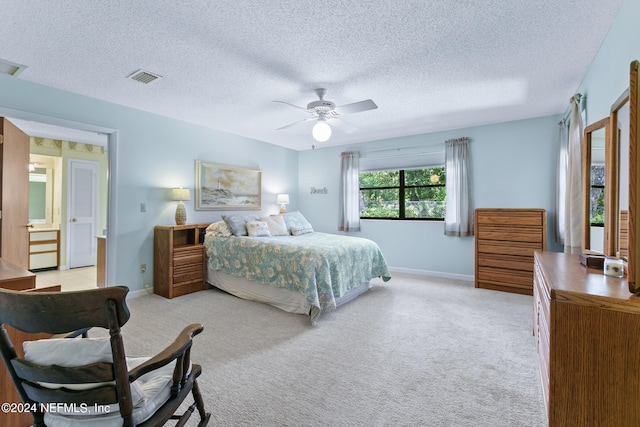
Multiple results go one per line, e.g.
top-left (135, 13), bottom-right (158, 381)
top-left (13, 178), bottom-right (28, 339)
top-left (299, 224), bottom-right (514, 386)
top-left (359, 167), bottom-right (446, 220)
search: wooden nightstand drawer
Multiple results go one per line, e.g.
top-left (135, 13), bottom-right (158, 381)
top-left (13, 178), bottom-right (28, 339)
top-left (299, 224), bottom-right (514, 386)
top-left (173, 263), bottom-right (204, 284)
top-left (174, 246), bottom-right (203, 266)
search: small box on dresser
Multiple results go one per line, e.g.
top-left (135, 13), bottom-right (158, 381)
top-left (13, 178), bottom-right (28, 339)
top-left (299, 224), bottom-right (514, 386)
top-left (474, 208), bottom-right (546, 295)
top-left (153, 224), bottom-right (210, 298)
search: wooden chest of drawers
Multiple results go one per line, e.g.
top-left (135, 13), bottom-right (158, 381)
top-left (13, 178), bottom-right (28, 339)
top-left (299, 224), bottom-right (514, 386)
top-left (153, 224), bottom-right (209, 298)
top-left (474, 208), bottom-right (546, 295)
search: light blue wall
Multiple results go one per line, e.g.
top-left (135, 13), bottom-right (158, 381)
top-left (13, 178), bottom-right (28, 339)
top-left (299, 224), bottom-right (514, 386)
top-left (297, 0), bottom-right (640, 280)
top-left (577, 0), bottom-right (640, 120)
top-left (0, 76), bottom-right (298, 292)
top-left (1, 0), bottom-right (638, 286)
top-left (298, 115), bottom-right (563, 279)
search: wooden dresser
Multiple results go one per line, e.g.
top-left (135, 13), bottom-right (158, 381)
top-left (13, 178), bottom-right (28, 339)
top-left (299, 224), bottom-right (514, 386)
top-left (154, 224), bottom-right (209, 298)
top-left (0, 258), bottom-right (54, 427)
top-left (0, 258), bottom-right (36, 290)
top-left (533, 251), bottom-right (640, 426)
top-left (475, 208), bottom-right (546, 295)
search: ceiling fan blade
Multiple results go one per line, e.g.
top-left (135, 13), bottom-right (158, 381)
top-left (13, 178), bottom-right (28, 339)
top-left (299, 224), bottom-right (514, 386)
top-left (276, 117), bottom-right (316, 130)
top-left (273, 100), bottom-right (308, 110)
top-left (334, 99), bottom-right (378, 115)
top-left (328, 117), bottom-right (358, 134)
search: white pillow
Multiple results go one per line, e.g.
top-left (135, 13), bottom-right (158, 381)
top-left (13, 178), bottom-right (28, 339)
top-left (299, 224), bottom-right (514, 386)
top-left (24, 337), bottom-right (144, 405)
top-left (246, 221), bottom-right (271, 237)
top-left (205, 220), bottom-right (232, 237)
top-left (290, 224), bottom-right (314, 236)
top-left (24, 337), bottom-right (112, 367)
top-left (259, 215), bottom-right (289, 236)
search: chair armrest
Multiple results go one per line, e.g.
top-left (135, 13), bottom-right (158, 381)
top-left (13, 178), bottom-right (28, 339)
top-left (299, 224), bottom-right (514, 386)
top-left (128, 323), bottom-right (203, 382)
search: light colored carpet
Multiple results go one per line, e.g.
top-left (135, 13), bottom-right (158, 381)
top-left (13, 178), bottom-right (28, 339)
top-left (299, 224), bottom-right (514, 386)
top-left (116, 273), bottom-right (546, 426)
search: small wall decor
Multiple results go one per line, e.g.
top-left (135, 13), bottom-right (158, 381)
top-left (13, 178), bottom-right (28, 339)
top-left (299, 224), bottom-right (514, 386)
top-left (310, 187), bottom-right (328, 194)
top-left (195, 160), bottom-right (262, 210)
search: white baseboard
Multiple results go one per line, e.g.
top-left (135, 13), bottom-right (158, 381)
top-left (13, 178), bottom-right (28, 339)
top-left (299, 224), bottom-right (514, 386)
top-left (126, 287), bottom-right (154, 299)
top-left (389, 266), bottom-right (474, 282)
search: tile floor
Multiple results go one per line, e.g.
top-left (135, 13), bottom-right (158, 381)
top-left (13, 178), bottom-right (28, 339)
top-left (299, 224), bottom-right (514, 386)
top-left (35, 266), bottom-right (97, 292)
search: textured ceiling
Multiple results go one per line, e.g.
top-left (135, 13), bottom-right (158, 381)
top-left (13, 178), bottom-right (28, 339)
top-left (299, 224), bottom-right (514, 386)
top-left (0, 1), bottom-right (624, 151)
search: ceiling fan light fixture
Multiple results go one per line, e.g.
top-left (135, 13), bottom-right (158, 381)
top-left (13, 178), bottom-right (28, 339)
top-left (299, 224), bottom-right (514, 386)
top-left (312, 118), bottom-right (332, 142)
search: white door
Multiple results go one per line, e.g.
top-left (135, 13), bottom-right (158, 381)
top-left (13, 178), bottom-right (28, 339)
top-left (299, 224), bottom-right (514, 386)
top-left (67, 160), bottom-right (99, 268)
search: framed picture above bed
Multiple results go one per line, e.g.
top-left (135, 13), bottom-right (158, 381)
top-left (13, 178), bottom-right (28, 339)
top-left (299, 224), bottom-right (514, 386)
top-left (195, 161), bottom-right (262, 210)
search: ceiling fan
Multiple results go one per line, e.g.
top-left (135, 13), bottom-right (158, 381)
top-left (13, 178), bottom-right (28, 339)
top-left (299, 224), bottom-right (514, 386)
top-left (274, 88), bottom-right (378, 142)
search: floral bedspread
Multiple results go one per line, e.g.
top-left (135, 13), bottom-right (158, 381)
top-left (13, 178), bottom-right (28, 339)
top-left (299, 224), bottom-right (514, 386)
top-left (204, 232), bottom-right (391, 321)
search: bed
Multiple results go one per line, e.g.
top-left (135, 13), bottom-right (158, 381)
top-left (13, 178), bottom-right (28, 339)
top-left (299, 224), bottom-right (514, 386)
top-left (203, 212), bottom-right (391, 323)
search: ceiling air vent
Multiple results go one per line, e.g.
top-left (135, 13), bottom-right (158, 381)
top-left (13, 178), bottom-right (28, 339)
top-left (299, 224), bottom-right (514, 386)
top-left (128, 69), bottom-right (161, 84)
top-left (0, 58), bottom-right (27, 77)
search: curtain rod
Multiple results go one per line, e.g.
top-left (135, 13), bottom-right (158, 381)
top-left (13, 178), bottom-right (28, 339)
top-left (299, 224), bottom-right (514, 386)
top-left (362, 144), bottom-right (441, 155)
top-left (560, 93), bottom-right (583, 125)
top-left (360, 150), bottom-right (444, 160)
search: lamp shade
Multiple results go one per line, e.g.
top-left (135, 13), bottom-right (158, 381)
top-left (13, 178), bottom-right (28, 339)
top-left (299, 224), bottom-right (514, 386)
top-left (276, 194), bottom-right (289, 205)
top-left (312, 118), bottom-right (332, 142)
top-left (171, 188), bottom-right (191, 201)
top-left (277, 194), bottom-right (289, 214)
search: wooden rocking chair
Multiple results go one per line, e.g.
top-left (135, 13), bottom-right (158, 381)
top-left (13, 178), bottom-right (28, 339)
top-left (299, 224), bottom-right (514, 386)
top-left (0, 286), bottom-right (210, 426)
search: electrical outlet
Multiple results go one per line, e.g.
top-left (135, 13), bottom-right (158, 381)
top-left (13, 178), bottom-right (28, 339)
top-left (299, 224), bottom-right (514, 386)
top-left (140, 203), bottom-right (146, 212)
top-left (140, 264), bottom-right (146, 273)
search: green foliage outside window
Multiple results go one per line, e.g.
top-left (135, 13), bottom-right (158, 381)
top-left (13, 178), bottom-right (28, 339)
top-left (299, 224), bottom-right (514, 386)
top-left (590, 165), bottom-right (605, 227)
top-left (360, 167), bottom-right (446, 220)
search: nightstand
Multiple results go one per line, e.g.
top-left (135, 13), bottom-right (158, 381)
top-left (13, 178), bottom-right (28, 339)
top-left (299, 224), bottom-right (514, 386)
top-left (153, 224), bottom-right (209, 298)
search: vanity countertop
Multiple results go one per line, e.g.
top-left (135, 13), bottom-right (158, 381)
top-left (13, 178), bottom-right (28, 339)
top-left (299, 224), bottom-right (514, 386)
top-left (28, 225), bottom-right (60, 232)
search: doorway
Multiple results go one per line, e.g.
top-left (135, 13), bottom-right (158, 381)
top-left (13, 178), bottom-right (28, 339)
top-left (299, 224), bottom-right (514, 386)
top-left (27, 137), bottom-right (108, 284)
top-left (0, 109), bottom-right (116, 289)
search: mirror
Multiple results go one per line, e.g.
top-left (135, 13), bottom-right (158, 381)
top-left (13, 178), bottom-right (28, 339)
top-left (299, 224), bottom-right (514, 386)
top-left (628, 60), bottom-right (639, 292)
top-left (609, 90), bottom-right (630, 260)
top-left (28, 167), bottom-right (50, 223)
top-left (28, 154), bottom-right (61, 226)
top-left (583, 118), bottom-right (609, 254)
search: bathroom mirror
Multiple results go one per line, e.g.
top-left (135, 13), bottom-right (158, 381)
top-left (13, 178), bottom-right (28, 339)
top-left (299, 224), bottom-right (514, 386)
top-left (28, 167), bottom-right (50, 223)
top-left (582, 117), bottom-right (609, 254)
top-left (628, 60), bottom-right (639, 292)
top-left (28, 154), bottom-right (61, 226)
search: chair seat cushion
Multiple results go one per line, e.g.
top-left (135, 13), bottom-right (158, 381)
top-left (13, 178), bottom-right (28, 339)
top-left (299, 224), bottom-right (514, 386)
top-left (23, 337), bottom-right (179, 426)
top-left (43, 356), bottom-right (175, 427)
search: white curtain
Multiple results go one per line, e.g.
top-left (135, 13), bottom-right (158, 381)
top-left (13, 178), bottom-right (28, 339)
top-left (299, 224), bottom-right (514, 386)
top-left (444, 137), bottom-right (473, 236)
top-left (564, 94), bottom-right (583, 253)
top-left (339, 151), bottom-right (361, 232)
top-left (556, 118), bottom-right (569, 244)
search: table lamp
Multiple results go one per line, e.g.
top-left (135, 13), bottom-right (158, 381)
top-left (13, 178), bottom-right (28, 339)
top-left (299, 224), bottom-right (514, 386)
top-left (172, 188), bottom-right (191, 225)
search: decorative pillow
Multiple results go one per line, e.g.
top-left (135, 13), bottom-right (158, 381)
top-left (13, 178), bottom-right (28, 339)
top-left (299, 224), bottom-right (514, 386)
top-left (290, 224), bottom-right (314, 236)
top-left (282, 211), bottom-right (313, 235)
top-left (259, 215), bottom-right (289, 236)
top-left (24, 336), bottom-right (112, 367)
top-left (246, 221), bottom-right (271, 237)
top-left (23, 337), bottom-right (144, 406)
top-left (221, 214), bottom-right (259, 236)
top-left (205, 220), bottom-right (232, 237)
